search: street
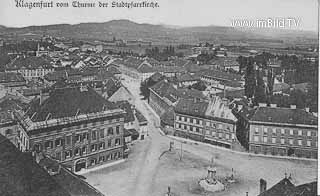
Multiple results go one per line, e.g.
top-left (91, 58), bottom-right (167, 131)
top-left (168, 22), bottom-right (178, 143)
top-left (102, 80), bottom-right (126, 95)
top-left (84, 75), bottom-right (317, 196)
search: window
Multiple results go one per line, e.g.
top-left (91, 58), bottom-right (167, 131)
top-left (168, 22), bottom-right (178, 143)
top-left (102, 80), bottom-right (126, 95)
top-left (193, 127), bottom-right (196, 132)
top-left (193, 119), bottom-right (196, 124)
top-left (196, 127), bottom-right (200, 133)
top-left (280, 138), bottom-right (285, 144)
top-left (100, 129), bottom-right (104, 138)
top-left (186, 125), bottom-right (190, 130)
top-left (99, 142), bottom-right (105, 150)
top-left (271, 137), bottom-right (276, 144)
top-left (91, 144), bottom-right (97, 152)
top-left (99, 156), bottom-right (105, 163)
top-left (45, 140), bottom-right (53, 149)
top-left (196, 119), bottom-right (200, 124)
top-left (82, 146), bottom-right (87, 154)
top-left (263, 137), bottom-right (268, 143)
top-left (226, 134), bottom-right (230, 140)
top-left (307, 140), bottom-right (311, 147)
top-left (206, 130), bottom-right (210, 135)
top-left (298, 139), bottom-right (302, 146)
top-left (231, 134), bottom-right (235, 140)
top-left (289, 139), bottom-right (293, 145)
top-left (281, 129), bottom-right (285, 135)
top-left (116, 126), bottom-right (120, 135)
top-left (298, 130), bottom-right (302, 136)
top-left (65, 150), bottom-right (72, 159)
top-left (199, 120), bottom-right (202, 125)
top-left (290, 129), bottom-right (294, 135)
top-left (92, 131), bottom-right (97, 140)
top-left (218, 132), bottom-right (222, 138)
top-left (206, 121), bottom-right (210, 127)
top-left (55, 138), bottom-right (63, 147)
top-left (75, 134), bottom-right (81, 142)
top-left (74, 148), bottom-right (81, 156)
top-left (181, 116), bottom-right (185, 122)
top-left (90, 158), bottom-right (96, 166)
top-left (255, 127), bottom-right (259, 134)
top-left (254, 136), bottom-right (259, 142)
top-left (272, 128), bottom-right (276, 135)
top-left (212, 131), bottom-right (216, 137)
top-left (115, 138), bottom-right (121, 146)
top-left (34, 143), bottom-right (41, 151)
top-left (107, 128), bottom-right (114, 136)
top-left (263, 128), bottom-right (268, 135)
top-left (307, 131), bottom-right (311, 137)
top-left (108, 139), bottom-right (112, 147)
top-left (56, 152), bottom-right (61, 161)
top-left (83, 132), bottom-right (88, 140)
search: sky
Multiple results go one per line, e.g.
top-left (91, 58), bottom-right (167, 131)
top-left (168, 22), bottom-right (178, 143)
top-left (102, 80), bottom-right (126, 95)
top-left (0, 0), bottom-right (318, 31)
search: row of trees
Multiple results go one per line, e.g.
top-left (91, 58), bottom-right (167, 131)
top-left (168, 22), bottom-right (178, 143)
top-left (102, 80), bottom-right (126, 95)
top-left (145, 46), bottom-right (183, 61)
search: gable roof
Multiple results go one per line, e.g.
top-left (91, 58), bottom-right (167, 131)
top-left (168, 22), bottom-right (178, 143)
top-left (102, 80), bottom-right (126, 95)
top-left (250, 107), bottom-right (318, 126)
top-left (258, 178), bottom-right (295, 196)
top-left (175, 99), bottom-right (209, 117)
top-left (0, 134), bottom-right (70, 196)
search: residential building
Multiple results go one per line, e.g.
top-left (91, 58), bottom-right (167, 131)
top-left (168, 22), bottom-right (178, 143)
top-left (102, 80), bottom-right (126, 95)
top-left (6, 56), bottom-right (54, 80)
top-left (248, 106), bottom-right (318, 158)
top-left (174, 96), bottom-right (238, 149)
top-left (14, 86), bottom-right (125, 172)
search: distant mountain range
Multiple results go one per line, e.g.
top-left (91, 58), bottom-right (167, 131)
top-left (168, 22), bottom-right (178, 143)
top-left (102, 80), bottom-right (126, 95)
top-left (0, 20), bottom-right (317, 45)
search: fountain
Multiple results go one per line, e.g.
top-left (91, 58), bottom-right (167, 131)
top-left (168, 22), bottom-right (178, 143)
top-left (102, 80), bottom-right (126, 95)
top-left (199, 157), bottom-right (225, 192)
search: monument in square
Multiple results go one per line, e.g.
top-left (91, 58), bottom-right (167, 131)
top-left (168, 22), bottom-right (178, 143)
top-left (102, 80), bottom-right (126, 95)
top-left (198, 157), bottom-right (225, 192)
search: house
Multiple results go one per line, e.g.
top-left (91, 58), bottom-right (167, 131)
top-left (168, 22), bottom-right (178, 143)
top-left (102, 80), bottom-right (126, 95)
top-left (177, 73), bottom-right (199, 87)
top-left (135, 110), bottom-right (148, 140)
top-left (174, 96), bottom-right (238, 149)
top-left (6, 56), bottom-right (54, 80)
top-left (0, 72), bottom-right (26, 90)
top-left (108, 85), bottom-right (135, 105)
top-left (14, 86), bottom-right (125, 172)
top-left (248, 105), bottom-right (318, 158)
top-left (257, 176), bottom-right (317, 196)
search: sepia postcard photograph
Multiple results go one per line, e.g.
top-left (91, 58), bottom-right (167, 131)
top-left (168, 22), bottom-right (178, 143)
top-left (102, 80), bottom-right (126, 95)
top-left (0, 0), bottom-right (319, 195)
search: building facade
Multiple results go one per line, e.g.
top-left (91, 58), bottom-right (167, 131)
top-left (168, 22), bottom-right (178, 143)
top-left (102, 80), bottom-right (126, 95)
top-left (174, 97), bottom-right (237, 149)
top-left (14, 86), bottom-right (126, 172)
top-left (248, 106), bottom-right (318, 159)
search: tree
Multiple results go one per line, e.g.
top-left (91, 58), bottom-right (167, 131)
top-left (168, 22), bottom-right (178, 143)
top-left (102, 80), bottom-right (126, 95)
top-left (254, 69), bottom-right (267, 105)
top-left (244, 57), bottom-right (255, 98)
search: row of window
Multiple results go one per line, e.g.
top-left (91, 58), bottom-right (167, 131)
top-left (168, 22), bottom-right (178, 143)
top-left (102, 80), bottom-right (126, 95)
top-left (253, 127), bottom-right (317, 137)
top-left (36, 137), bottom-right (122, 151)
top-left (89, 151), bottom-right (122, 166)
top-left (205, 130), bottom-right (235, 140)
top-left (176, 123), bottom-right (202, 133)
top-left (253, 136), bottom-right (317, 147)
top-left (176, 115), bottom-right (232, 131)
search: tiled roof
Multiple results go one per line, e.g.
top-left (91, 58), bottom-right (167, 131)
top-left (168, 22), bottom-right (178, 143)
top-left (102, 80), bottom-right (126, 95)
top-left (175, 99), bottom-right (209, 117)
top-left (216, 89), bottom-right (245, 99)
top-left (198, 68), bottom-right (242, 81)
top-left (258, 178), bottom-right (294, 196)
top-left (0, 97), bottom-right (28, 124)
top-left (250, 107), bottom-right (318, 126)
top-left (177, 73), bottom-right (198, 82)
top-left (0, 134), bottom-right (70, 196)
top-left (8, 56), bottom-right (53, 70)
top-left (26, 86), bottom-right (115, 122)
top-left (39, 157), bottom-right (104, 196)
top-left (113, 101), bottom-right (135, 123)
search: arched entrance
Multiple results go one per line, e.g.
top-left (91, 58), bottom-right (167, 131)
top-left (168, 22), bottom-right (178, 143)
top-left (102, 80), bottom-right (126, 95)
top-left (75, 159), bottom-right (87, 172)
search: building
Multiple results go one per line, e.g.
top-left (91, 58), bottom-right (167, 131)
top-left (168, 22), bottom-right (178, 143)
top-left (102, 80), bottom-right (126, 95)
top-left (174, 96), bottom-right (238, 149)
top-left (0, 72), bottom-right (26, 90)
top-left (177, 73), bottom-right (199, 87)
top-left (6, 56), bottom-right (54, 80)
top-left (14, 86), bottom-right (125, 172)
top-left (0, 134), bottom-right (104, 196)
top-left (257, 176), bottom-right (317, 196)
top-left (248, 105), bottom-right (318, 159)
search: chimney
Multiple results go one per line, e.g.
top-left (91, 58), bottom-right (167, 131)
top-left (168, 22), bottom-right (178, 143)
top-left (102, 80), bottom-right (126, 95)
top-left (290, 105), bottom-right (296, 109)
top-left (305, 107), bottom-right (310, 113)
top-left (260, 179), bottom-right (267, 193)
top-left (270, 104), bottom-right (277, 108)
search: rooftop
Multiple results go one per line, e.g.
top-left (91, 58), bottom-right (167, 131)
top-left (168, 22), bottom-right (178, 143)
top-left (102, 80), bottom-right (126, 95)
top-left (0, 134), bottom-right (70, 196)
top-left (250, 106), bottom-right (318, 126)
top-left (8, 56), bottom-right (53, 70)
top-left (26, 86), bottom-right (116, 122)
